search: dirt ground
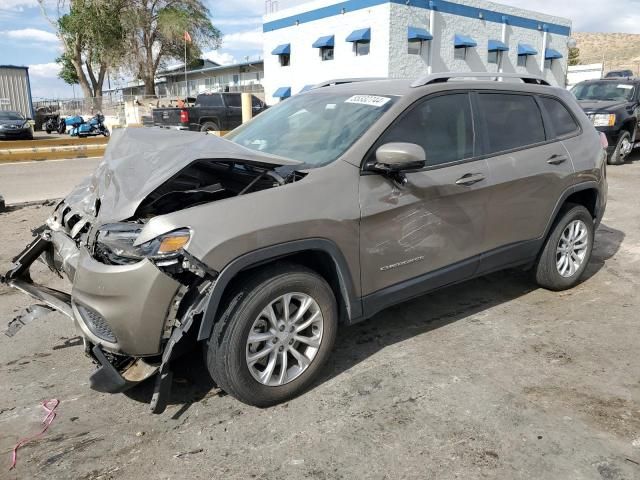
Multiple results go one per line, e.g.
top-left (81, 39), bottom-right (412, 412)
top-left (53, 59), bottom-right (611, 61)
top-left (1, 159), bottom-right (639, 480)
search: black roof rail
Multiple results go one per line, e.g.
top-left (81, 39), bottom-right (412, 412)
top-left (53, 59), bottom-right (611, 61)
top-left (311, 77), bottom-right (386, 89)
top-left (411, 72), bottom-right (551, 88)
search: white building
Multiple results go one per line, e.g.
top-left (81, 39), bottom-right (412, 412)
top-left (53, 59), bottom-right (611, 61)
top-left (263, 0), bottom-right (572, 104)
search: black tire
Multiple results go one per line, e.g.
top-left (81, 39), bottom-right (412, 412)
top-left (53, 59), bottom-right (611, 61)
top-left (45, 128), bottom-right (52, 134)
top-left (103, 128), bottom-right (110, 137)
top-left (534, 204), bottom-right (594, 291)
top-left (200, 121), bottom-right (220, 133)
top-left (608, 131), bottom-right (631, 165)
top-left (204, 263), bottom-right (338, 407)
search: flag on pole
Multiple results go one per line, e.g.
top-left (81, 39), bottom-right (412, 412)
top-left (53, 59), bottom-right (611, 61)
top-left (184, 31), bottom-right (192, 43)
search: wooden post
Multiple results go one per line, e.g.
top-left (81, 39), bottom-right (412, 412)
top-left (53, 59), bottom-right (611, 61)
top-left (241, 92), bottom-right (253, 124)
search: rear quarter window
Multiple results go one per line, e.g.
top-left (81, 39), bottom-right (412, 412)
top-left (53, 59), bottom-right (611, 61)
top-left (539, 96), bottom-right (580, 138)
top-left (477, 93), bottom-right (546, 155)
top-left (225, 94), bottom-right (242, 108)
top-left (196, 94), bottom-right (224, 107)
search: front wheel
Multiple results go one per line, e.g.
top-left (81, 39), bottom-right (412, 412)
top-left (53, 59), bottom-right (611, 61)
top-left (534, 204), bottom-right (594, 291)
top-left (204, 264), bottom-right (338, 407)
top-left (102, 128), bottom-right (110, 137)
top-left (608, 131), bottom-right (632, 165)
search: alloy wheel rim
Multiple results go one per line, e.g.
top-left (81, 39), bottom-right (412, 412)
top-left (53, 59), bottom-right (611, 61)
top-left (556, 219), bottom-right (589, 278)
top-left (246, 292), bottom-right (324, 386)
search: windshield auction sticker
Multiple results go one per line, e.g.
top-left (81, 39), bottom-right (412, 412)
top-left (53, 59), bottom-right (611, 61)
top-left (618, 84), bottom-right (634, 89)
top-left (345, 95), bottom-right (391, 107)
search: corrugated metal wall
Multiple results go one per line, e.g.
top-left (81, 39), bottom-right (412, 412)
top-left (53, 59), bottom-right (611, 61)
top-left (0, 67), bottom-right (33, 118)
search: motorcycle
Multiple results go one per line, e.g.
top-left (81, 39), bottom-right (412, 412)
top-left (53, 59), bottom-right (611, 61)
top-left (44, 114), bottom-right (61, 134)
top-left (68, 113), bottom-right (110, 138)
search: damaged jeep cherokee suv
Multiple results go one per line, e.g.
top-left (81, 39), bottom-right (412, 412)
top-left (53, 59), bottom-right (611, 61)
top-left (3, 73), bottom-right (607, 413)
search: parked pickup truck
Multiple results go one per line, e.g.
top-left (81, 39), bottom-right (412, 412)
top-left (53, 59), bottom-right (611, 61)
top-left (152, 92), bottom-right (267, 132)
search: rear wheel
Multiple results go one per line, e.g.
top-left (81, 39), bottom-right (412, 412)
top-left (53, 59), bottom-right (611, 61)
top-left (200, 121), bottom-right (220, 133)
top-left (204, 264), bottom-right (338, 407)
top-left (534, 204), bottom-right (594, 291)
top-left (608, 131), bottom-right (632, 165)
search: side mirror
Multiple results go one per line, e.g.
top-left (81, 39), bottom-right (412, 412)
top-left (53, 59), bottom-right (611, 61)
top-left (374, 142), bottom-right (426, 172)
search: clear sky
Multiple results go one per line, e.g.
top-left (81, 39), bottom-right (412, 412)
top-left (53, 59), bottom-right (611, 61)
top-left (0, 0), bottom-right (637, 99)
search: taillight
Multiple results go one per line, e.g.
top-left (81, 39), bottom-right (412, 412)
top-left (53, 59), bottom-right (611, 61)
top-left (599, 132), bottom-right (608, 149)
top-left (180, 109), bottom-right (189, 124)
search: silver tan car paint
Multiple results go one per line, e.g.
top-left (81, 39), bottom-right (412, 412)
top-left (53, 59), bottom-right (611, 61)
top-left (71, 248), bottom-right (181, 356)
top-left (358, 158), bottom-right (491, 295)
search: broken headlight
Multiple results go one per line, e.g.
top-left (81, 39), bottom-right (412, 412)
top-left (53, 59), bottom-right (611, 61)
top-left (94, 223), bottom-right (191, 265)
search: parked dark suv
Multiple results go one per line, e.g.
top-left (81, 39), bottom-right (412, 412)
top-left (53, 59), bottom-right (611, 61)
top-left (572, 78), bottom-right (640, 164)
top-left (4, 73), bottom-right (607, 413)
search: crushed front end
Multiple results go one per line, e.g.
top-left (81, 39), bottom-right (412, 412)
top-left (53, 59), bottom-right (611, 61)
top-left (1, 128), bottom-right (301, 413)
top-left (2, 197), bottom-right (217, 412)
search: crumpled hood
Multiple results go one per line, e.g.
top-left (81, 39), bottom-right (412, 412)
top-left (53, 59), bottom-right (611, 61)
top-left (577, 100), bottom-right (628, 113)
top-left (62, 127), bottom-right (301, 224)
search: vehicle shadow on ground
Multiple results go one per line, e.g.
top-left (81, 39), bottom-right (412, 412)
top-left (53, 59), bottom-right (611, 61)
top-left (126, 223), bottom-right (625, 414)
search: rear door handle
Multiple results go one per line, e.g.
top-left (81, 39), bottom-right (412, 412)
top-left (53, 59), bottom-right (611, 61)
top-left (547, 154), bottom-right (568, 165)
top-left (455, 173), bottom-right (486, 186)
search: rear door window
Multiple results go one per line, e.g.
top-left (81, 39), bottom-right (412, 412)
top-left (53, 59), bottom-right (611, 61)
top-left (538, 96), bottom-right (580, 138)
top-left (377, 93), bottom-right (475, 167)
top-left (477, 93), bottom-right (546, 155)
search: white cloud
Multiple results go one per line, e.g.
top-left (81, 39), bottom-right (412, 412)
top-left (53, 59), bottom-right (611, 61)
top-left (3, 28), bottom-right (58, 43)
top-left (0, 0), bottom-right (38, 10)
top-left (214, 17), bottom-right (261, 26)
top-left (221, 28), bottom-right (263, 51)
top-left (499, 0), bottom-right (640, 34)
top-left (28, 62), bottom-right (60, 78)
top-left (202, 50), bottom-right (236, 65)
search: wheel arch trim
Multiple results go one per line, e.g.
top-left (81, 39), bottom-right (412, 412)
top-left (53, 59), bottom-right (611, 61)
top-left (196, 238), bottom-right (362, 341)
top-left (542, 182), bottom-right (601, 241)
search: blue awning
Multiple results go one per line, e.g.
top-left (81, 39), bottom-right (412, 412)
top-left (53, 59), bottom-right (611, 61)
top-left (488, 39), bottom-right (509, 52)
top-left (517, 43), bottom-right (538, 56)
top-left (273, 87), bottom-right (291, 99)
top-left (300, 85), bottom-right (315, 93)
top-left (545, 48), bottom-right (563, 60)
top-left (454, 34), bottom-right (477, 48)
top-left (312, 35), bottom-right (335, 48)
top-left (346, 28), bottom-right (370, 43)
top-left (271, 44), bottom-right (290, 55)
top-left (408, 27), bottom-right (433, 41)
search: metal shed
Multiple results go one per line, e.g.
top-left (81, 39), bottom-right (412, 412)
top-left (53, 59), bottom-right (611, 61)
top-left (0, 65), bottom-right (34, 118)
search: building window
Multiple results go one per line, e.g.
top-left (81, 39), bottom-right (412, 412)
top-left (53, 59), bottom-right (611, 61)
top-left (355, 41), bottom-right (370, 56)
top-left (517, 55), bottom-right (528, 67)
top-left (320, 47), bottom-right (334, 61)
top-left (279, 54), bottom-right (290, 67)
top-left (408, 40), bottom-right (422, 55)
top-left (488, 50), bottom-right (499, 64)
top-left (544, 59), bottom-right (552, 69)
top-left (454, 47), bottom-right (467, 60)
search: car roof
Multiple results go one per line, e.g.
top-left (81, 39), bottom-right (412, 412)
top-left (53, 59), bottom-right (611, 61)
top-left (578, 78), bottom-right (640, 85)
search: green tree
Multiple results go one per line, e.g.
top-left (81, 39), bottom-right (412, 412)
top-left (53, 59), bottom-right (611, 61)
top-left (568, 47), bottom-right (580, 66)
top-left (55, 53), bottom-right (79, 85)
top-left (40, 0), bottom-right (125, 108)
top-left (122, 0), bottom-right (222, 96)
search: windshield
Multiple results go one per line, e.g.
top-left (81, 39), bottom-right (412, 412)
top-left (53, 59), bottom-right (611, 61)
top-left (225, 92), bottom-right (397, 167)
top-left (0, 111), bottom-right (24, 121)
top-left (572, 82), bottom-right (635, 102)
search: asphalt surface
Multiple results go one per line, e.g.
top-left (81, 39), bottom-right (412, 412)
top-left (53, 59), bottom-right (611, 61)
top-left (0, 157), bottom-right (100, 205)
top-left (0, 156), bottom-right (639, 479)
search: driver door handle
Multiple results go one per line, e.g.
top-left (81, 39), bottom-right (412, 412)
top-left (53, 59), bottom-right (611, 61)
top-left (547, 154), bottom-right (568, 165)
top-left (455, 173), bottom-right (486, 186)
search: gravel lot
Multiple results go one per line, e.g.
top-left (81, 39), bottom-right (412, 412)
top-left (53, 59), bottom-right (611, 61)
top-left (1, 159), bottom-right (639, 480)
